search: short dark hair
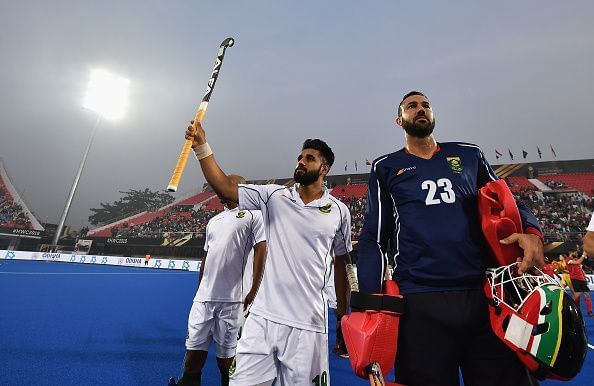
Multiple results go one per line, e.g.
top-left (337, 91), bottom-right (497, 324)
top-left (302, 138), bottom-right (334, 167)
top-left (398, 90), bottom-right (426, 117)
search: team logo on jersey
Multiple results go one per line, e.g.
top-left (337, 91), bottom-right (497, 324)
top-left (319, 203), bottom-right (332, 214)
top-left (236, 211), bottom-right (246, 218)
top-left (396, 166), bottom-right (416, 176)
top-left (447, 157), bottom-right (463, 173)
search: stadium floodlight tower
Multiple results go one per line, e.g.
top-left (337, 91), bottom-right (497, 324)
top-left (52, 69), bottom-right (129, 248)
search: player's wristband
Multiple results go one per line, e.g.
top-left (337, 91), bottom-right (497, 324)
top-left (194, 142), bottom-right (213, 160)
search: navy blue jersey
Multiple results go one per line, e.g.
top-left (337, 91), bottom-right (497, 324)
top-left (357, 142), bottom-right (541, 294)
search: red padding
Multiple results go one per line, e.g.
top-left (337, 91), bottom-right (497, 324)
top-left (478, 179), bottom-right (523, 266)
top-left (342, 280), bottom-right (403, 379)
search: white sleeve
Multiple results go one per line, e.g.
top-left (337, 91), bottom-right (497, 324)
top-left (250, 210), bottom-right (266, 244)
top-left (588, 213), bottom-right (594, 232)
top-left (238, 184), bottom-right (267, 211)
top-left (333, 203), bottom-right (353, 256)
top-left (203, 220), bottom-right (212, 252)
top-left (238, 184), bottom-right (281, 211)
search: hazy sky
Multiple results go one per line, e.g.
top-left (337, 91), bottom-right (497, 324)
top-left (1, 0), bottom-right (593, 230)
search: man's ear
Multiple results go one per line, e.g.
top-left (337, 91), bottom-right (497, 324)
top-left (396, 116), bottom-right (402, 126)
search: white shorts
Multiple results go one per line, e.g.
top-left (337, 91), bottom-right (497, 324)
top-left (230, 314), bottom-right (329, 386)
top-left (185, 301), bottom-right (243, 358)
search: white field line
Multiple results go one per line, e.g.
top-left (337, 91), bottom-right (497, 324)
top-left (0, 271), bottom-right (193, 275)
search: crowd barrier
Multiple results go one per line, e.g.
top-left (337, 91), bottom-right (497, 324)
top-left (0, 249), bottom-right (201, 272)
top-left (2, 249), bottom-right (592, 290)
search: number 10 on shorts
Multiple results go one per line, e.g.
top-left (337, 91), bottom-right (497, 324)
top-left (312, 371), bottom-right (328, 386)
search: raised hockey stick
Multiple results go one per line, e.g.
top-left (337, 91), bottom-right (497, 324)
top-left (167, 37), bottom-right (235, 192)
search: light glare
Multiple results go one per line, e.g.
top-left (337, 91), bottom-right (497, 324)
top-left (83, 69), bottom-right (129, 120)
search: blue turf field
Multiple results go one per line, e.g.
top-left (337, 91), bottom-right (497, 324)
top-left (0, 259), bottom-right (592, 385)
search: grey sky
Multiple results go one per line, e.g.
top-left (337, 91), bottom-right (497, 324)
top-left (1, 0), bottom-right (593, 230)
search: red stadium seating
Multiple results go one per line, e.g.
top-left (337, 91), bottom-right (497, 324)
top-left (202, 196), bottom-right (224, 211)
top-left (331, 184), bottom-right (368, 199)
top-left (505, 176), bottom-right (537, 193)
top-left (0, 160), bottom-right (44, 231)
top-left (537, 173), bottom-right (594, 195)
top-left (87, 190), bottom-right (217, 237)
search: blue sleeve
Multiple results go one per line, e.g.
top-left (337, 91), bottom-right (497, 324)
top-left (477, 148), bottom-right (499, 188)
top-left (517, 201), bottom-right (542, 234)
top-left (356, 162), bottom-right (394, 293)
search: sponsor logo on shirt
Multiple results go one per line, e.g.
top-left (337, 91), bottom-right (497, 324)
top-left (236, 211), bottom-right (246, 218)
top-left (319, 203), bottom-right (332, 214)
top-left (396, 166), bottom-right (417, 176)
top-left (447, 157), bottom-right (463, 173)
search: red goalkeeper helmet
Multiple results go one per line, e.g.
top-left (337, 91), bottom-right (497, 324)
top-left (484, 263), bottom-right (587, 380)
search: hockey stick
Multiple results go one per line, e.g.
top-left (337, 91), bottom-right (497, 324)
top-left (167, 37), bottom-right (235, 192)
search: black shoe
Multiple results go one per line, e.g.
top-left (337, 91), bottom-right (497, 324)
top-left (168, 378), bottom-right (178, 386)
top-left (332, 342), bottom-right (349, 358)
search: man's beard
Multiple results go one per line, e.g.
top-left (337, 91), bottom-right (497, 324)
top-left (294, 165), bottom-right (322, 186)
top-left (402, 116), bottom-right (435, 138)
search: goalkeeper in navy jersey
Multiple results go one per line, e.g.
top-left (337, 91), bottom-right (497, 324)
top-left (357, 91), bottom-right (545, 386)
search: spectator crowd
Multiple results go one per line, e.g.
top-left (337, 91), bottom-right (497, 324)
top-left (98, 180), bottom-right (593, 246)
top-left (0, 186), bottom-right (32, 229)
top-left (110, 205), bottom-right (218, 239)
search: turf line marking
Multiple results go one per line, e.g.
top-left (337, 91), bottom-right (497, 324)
top-left (0, 272), bottom-right (193, 275)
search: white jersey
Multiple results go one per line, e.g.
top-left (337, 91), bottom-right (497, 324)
top-left (588, 213), bottom-right (594, 232)
top-left (195, 207), bottom-right (265, 303)
top-left (238, 184), bottom-right (352, 332)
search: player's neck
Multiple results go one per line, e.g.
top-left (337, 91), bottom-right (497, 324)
top-left (297, 181), bottom-right (324, 205)
top-left (406, 135), bottom-right (437, 159)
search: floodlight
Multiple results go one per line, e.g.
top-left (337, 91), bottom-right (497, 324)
top-left (83, 69), bottom-right (129, 120)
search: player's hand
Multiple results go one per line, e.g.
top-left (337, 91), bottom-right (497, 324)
top-left (243, 290), bottom-right (256, 311)
top-left (185, 121), bottom-right (206, 149)
top-left (500, 233), bottom-right (544, 274)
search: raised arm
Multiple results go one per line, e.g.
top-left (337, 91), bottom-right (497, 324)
top-left (185, 121), bottom-right (238, 203)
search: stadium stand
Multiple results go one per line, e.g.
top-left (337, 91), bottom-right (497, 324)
top-left (504, 176), bottom-right (537, 193)
top-left (537, 172), bottom-right (594, 195)
top-left (87, 191), bottom-right (216, 237)
top-left (0, 159), bottom-right (44, 232)
top-left (330, 184), bottom-right (368, 199)
top-left (81, 160), bottom-right (593, 258)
